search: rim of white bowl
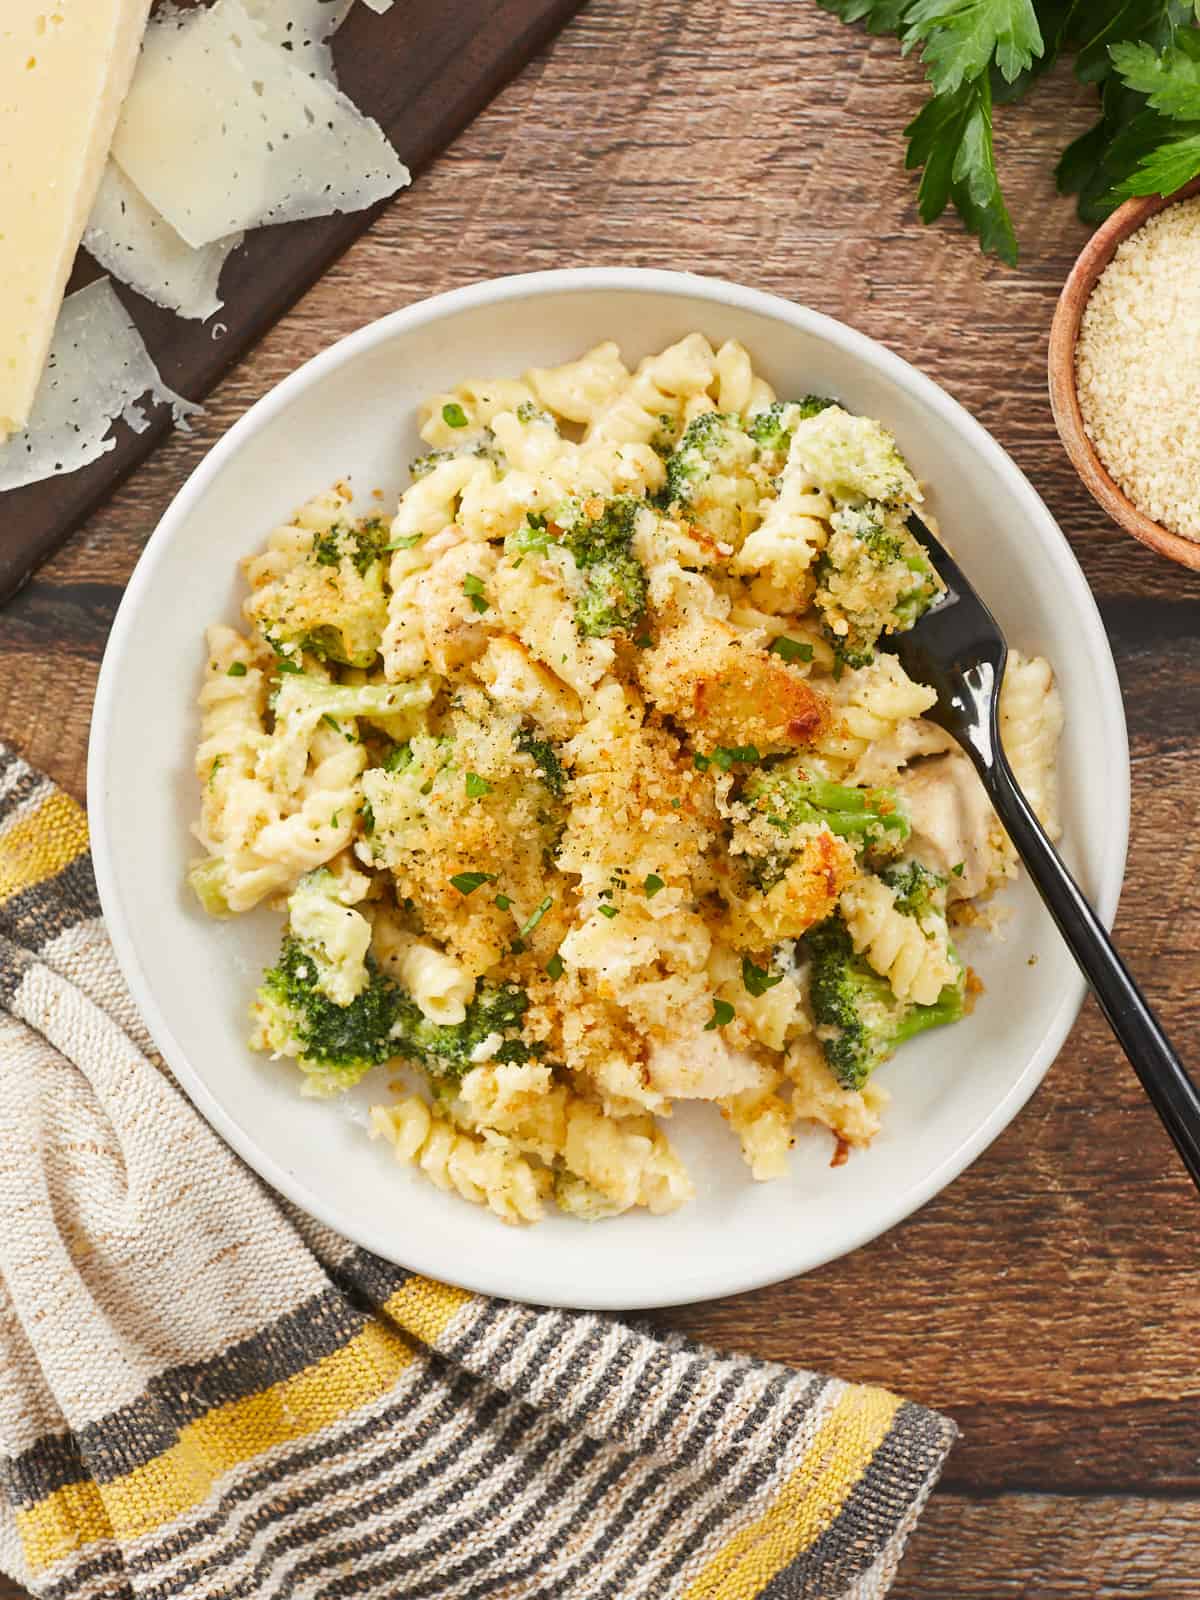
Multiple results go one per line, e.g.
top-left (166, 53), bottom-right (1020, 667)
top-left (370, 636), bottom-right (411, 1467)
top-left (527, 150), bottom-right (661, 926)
top-left (88, 267), bottom-right (1130, 1309)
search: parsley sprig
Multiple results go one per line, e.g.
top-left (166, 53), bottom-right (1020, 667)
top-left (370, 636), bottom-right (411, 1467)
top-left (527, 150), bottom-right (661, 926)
top-left (818, 1), bottom-right (1200, 264)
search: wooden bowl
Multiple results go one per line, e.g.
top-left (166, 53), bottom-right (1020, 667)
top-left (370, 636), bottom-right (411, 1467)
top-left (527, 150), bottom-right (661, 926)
top-left (1048, 175), bottom-right (1200, 570)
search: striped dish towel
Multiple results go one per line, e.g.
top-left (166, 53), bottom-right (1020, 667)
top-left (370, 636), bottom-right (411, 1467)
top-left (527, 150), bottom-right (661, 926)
top-left (0, 743), bottom-right (956, 1600)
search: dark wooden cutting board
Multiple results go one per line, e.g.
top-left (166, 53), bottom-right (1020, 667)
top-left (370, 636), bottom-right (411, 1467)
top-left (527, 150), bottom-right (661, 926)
top-left (0, 0), bottom-right (585, 605)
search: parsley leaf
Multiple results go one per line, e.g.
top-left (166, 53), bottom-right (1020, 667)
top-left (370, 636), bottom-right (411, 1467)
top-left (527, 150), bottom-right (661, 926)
top-left (902, 0), bottom-right (1045, 95)
top-left (814, 0), bottom-right (910, 32)
top-left (704, 998), bottom-right (736, 1031)
top-left (1110, 32), bottom-right (1200, 115)
top-left (769, 636), bottom-right (815, 664)
top-left (819, 0), bottom-right (1200, 258)
top-left (442, 402), bottom-right (468, 428)
top-left (742, 956), bottom-right (785, 998)
top-left (465, 772), bottom-right (492, 798)
top-left (905, 74), bottom-right (1018, 264)
top-left (450, 871), bottom-right (496, 895)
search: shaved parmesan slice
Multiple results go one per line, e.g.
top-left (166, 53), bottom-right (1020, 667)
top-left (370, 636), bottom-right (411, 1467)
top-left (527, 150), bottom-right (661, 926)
top-left (0, 279), bottom-right (200, 492)
top-left (244, 0), bottom-right (353, 78)
top-left (84, 163), bottom-right (243, 322)
top-left (111, 0), bottom-right (411, 250)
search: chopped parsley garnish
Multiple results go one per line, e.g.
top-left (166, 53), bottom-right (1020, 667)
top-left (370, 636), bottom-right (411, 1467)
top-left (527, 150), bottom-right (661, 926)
top-left (450, 871), bottom-right (496, 896)
top-left (494, 893), bottom-right (512, 911)
top-left (442, 402), bottom-right (469, 428)
top-left (952, 861), bottom-right (966, 877)
top-left (546, 953), bottom-right (565, 980)
top-left (643, 873), bottom-right (665, 897)
top-left (361, 800), bottom-right (375, 836)
top-left (385, 532), bottom-right (424, 551)
top-left (276, 657), bottom-right (303, 675)
top-left (226, 661), bottom-right (248, 677)
top-left (208, 756), bottom-right (223, 790)
top-left (711, 745), bottom-right (761, 771)
top-left (769, 637), bottom-right (814, 664)
top-left (465, 772), bottom-right (492, 798)
top-left (519, 896), bottom-right (554, 938)
top-left (463, 573), bottom-right (489, 614)
top-left (321, 714), bottom-right (341, 733)
top-left (597, 904), bottom-right (619, 920)
top-left (705, 998), bottom-right (735, 1031)
top-left (742, 956), bottom-right (784, 998)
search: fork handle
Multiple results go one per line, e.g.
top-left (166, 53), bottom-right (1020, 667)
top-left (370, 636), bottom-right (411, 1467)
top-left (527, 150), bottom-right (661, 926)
top-left (984, 754), bottom-right (1200, 1193)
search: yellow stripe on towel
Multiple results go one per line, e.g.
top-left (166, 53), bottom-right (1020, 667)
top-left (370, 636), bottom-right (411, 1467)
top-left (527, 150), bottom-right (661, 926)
top-left (382, 1274), bottom-right (471, 1346)
top-left (17, 1319), bottom-right (418, 1572)
top-left (683, 1385), bottom-right (902, 1600)
top-left (0, 790), bottom-right (89, 905)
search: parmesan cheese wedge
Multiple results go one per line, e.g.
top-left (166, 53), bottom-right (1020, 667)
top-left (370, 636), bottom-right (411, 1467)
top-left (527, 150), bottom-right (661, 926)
top-left (84, 163), bottom-right (243, 323)
top-left (111, 0), bottom-right (410, 250)
top-left (0, 279), bottom-right (199, 493)
top-left (0, 0), bottom-right (153, 440)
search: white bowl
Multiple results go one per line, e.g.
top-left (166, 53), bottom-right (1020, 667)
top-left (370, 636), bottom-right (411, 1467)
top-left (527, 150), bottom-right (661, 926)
top-left (89, 269), bottom-right (1129, 1310)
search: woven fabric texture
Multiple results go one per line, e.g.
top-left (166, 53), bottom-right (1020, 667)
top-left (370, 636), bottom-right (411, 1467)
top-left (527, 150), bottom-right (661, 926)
top-left (0, 743), bottom-right (956, 1599)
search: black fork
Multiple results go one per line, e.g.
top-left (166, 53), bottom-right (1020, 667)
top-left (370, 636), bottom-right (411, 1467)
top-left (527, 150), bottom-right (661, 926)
top-left (887, 513), bottom-right (1200, 1194)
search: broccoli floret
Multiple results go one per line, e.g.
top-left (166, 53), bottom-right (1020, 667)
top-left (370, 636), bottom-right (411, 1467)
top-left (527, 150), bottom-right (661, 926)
top-left (879, 861), bottom-right (947, 920)
top-left (390, 980), bottom-right (538, 1082)
top-left (251, 935), bottom-right (402, 1093)
top-left (659, 411), bottom-right (752, 509)
top-left (188, 856), bottom-right (232, 917)
top-left (745, 396), bottom-right (836, 458)
top-left (310, 517), bottom-right (390, 579)
top-left (788, 406), bottom-right (920, 508)
top-left (265, 674), bottom-right (435, 793)
top-left (815, 503), bottom-right (942, 666)
top-left (410, 448), bottom-right (454, 479)
top-left (803, 915), bottom-right (965, 1090)
top-left (381, 740), bottom-right (415, 773)
top-left (247, 512), bottom-right (393, 669)
top-left (573, 550), bottom-right (646, 638)
top-left (286, 869), bottom-right (372, 1007)
top-left (516, 726), bottom-right (567, 798)
top-left (745, 769), bottom-right (910, 852)
top-left (554, 495), bottom-right (648, 639)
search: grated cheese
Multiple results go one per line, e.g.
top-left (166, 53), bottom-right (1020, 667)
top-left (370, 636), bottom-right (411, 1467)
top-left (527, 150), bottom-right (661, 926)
top-left (0, 278), bottom-right (199, 492)
top-left (1076, 195), bottom-right (1200, 541)
top-left (244, 0), bottom-right (354, 79)
top-left (84, 162), bottom-right (243, 322)
top-left (110, 0), bottom-right (410, 250)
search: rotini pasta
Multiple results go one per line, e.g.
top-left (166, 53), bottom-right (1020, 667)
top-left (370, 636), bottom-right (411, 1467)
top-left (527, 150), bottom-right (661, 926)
top-left (1000, 650), bottom-right (1064, 840)
top-left (191, 334), bottom-right (1064, 1221)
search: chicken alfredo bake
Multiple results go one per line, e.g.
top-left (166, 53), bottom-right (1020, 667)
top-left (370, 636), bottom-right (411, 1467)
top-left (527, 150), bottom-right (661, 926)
top-left (189, 333), bottom-right (1063, 1223)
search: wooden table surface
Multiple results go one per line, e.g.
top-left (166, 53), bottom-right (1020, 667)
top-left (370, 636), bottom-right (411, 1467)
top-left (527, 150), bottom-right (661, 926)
top-left (2, 4), bottom-right (1197, 1595)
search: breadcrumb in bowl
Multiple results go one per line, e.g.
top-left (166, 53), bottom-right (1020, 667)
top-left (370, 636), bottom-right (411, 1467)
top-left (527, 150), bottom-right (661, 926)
top-left (1049, 175), bottom-right (1200, 571)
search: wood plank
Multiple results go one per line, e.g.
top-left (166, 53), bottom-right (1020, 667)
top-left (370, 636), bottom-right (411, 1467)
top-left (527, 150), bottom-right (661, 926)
top-left (895, 1494), bottom-right (1200, 1598)
top-left (0, 0), bottom-right (585, 604)
top-left (2, 2), bottom-right (1199, 1595)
